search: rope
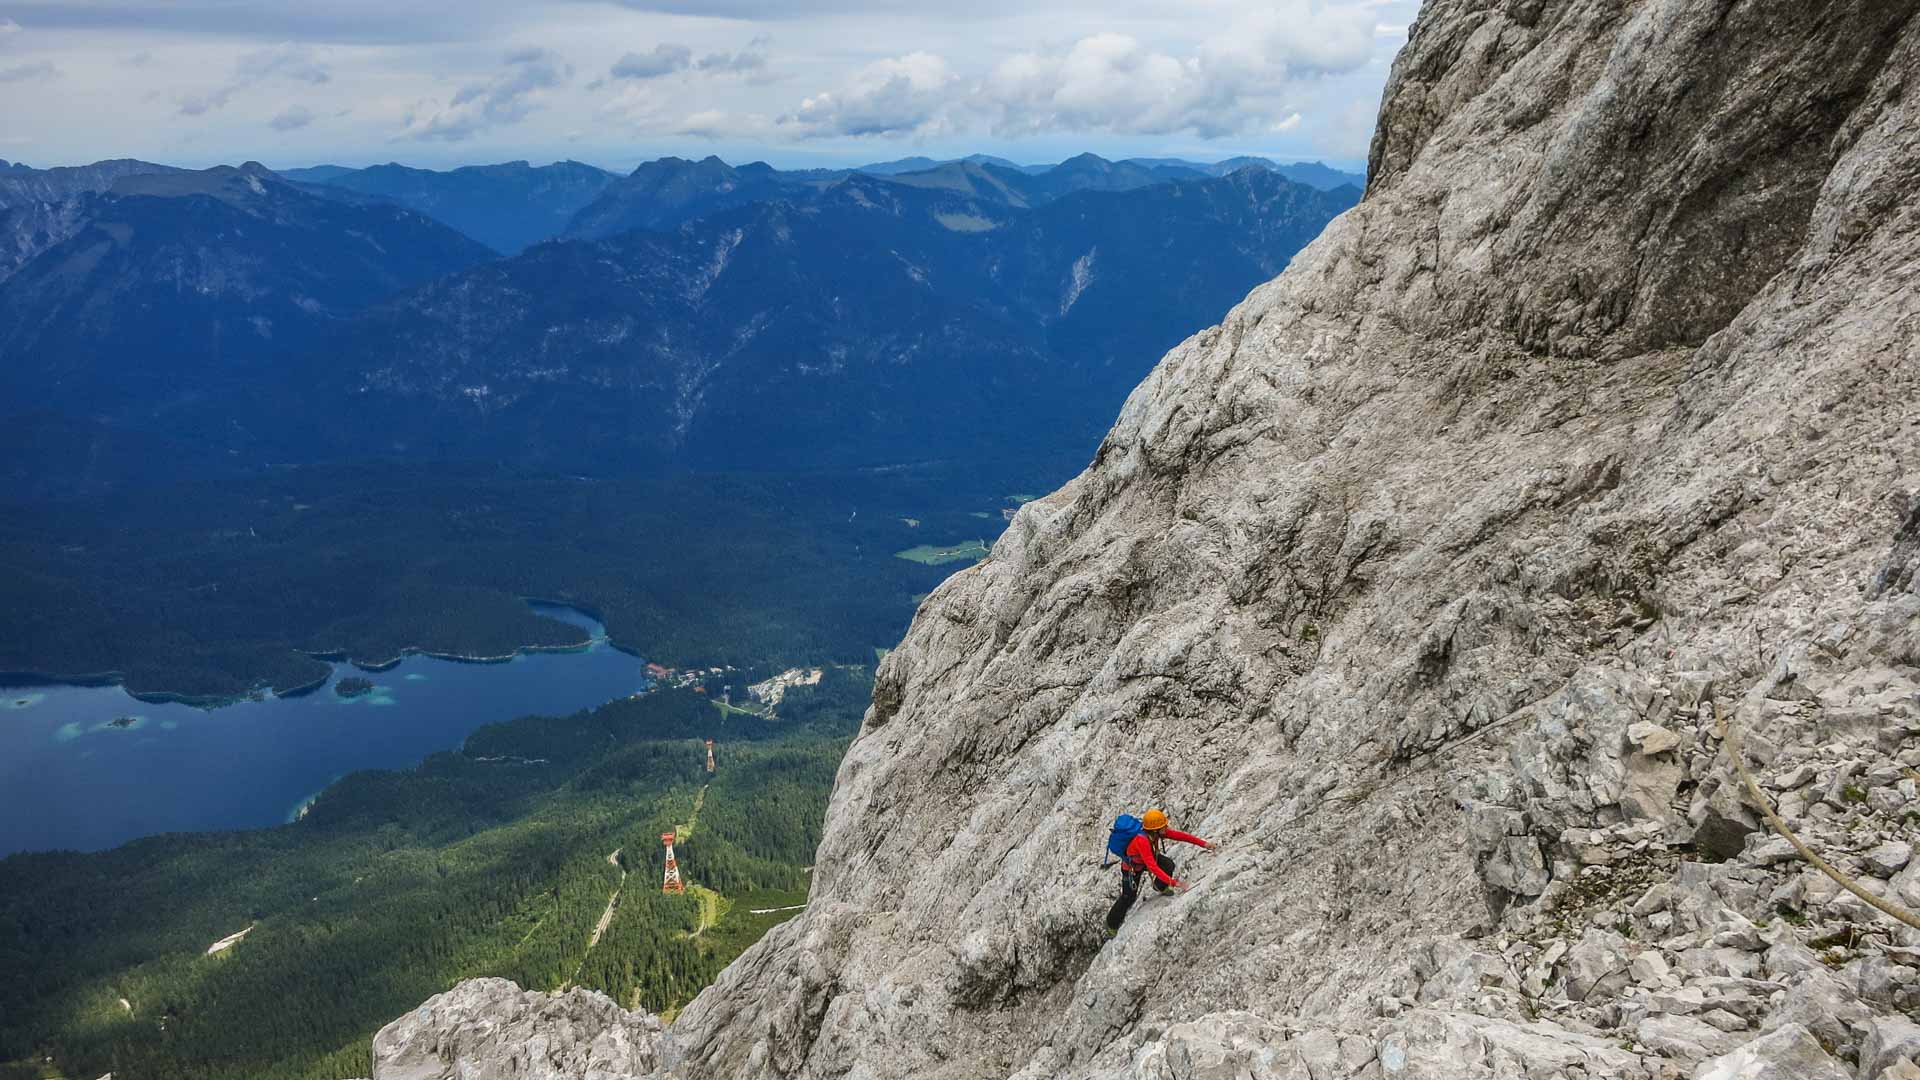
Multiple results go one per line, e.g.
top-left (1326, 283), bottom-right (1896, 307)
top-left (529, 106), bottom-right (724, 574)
top-left (1717, 701), bottom-right (1920, 932)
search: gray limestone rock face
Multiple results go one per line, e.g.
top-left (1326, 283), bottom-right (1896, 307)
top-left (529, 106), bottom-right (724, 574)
top-left (372, 0), bottom-right (1920, 1076)
top-left (369, 979), bottom-right (666, 1080)
top-left (670, 0), bottom-right (1920, 1062)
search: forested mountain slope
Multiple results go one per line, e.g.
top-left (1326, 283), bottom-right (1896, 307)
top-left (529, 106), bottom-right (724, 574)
top-left (372, 0), bottom-right (1920, 1076)
top-left (0, 157), bottom-right (182, 279)
top-left (0, 671), bottom-right (871, 1080)
top-left (561, 152), bottom-right (1316, 243)
top-left (562, 155), bottom-right (808, 241)
top-left (304, 168), bottom-right (1354, 471)
top-left (0, 163), bottom-right (493, 421)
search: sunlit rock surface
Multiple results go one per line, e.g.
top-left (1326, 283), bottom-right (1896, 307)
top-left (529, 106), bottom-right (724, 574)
top-left (373, 0), bottom-right (1920, 1076)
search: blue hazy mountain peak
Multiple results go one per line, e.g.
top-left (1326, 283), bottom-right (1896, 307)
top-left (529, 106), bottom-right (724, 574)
top-left (280, 159), bottom-right (619, 253)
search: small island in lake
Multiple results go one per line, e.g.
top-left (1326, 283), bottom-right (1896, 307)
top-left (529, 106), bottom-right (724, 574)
top-left (334, 677), bottom-right (376, 699)
top-left (107, 716), bottom-right (139, 728)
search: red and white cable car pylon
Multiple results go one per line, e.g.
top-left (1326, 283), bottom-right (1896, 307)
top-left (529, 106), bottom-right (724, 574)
top-left (661, 831), bottom-right (685, 894)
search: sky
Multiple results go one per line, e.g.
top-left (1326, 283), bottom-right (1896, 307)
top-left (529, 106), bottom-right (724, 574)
top-left (0, 0), bottom-right (1420, 173)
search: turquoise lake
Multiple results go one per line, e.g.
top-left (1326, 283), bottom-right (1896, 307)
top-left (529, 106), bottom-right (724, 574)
top-left (0, 604), bottom-right (651, 856)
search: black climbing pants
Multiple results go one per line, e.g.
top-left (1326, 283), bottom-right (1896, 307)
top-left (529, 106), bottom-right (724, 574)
top-left (1105, 855), bottom-right (1175, 931)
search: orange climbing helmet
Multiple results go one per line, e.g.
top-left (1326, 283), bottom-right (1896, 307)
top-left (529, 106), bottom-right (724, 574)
top-left (1142, 808), bottom-right (1168, 831)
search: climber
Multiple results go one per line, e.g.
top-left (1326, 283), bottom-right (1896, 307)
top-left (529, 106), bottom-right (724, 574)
top-left (1103, 808), bottom-right (1212, 937)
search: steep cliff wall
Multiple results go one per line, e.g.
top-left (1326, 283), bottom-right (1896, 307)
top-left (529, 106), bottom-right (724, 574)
top-left (374, 0), bottom-right (1920, 1076)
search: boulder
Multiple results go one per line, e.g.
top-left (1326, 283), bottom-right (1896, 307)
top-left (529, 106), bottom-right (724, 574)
top-left (1879, 1060), bottom-right (1920, 1080)
top-left (1629, 722), bottom-right (1685, 757)
top-left (1762, 968), bottom-right (1872, 1051)
top-left (1633, 950), bottom-right (1674, 986)
top-left (1641, 1014), bottom-right (1742, 1060)
top-left (1860, 1016), bottom-right (1920, 1080)
top-left (1118, 1012), bottom-right (1306, 1080)
top-left (1864, 841), bottom-right (1913, 877)
top-left (1372, 1011), bottom-right (1642, 1080)
top-left (1768, 765), bottom-right (1819, 792)
top-left (1694, 1024), bottom-right (1849, 1080)
top-left (1563, 929), bottom-right (1633, 1002)
top-left (1692, 781), bottom-right (1764, 861)
top-left (1624, 746), bottom-right (1686, 823)
top-left (1742, 835), bottom-right (1800, 868)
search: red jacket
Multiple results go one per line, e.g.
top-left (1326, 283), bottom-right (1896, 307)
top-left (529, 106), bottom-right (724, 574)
top-left (1125, 829), bottom-right (1208, 886)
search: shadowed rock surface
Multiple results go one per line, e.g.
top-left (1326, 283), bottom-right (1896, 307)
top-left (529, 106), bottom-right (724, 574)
top-left (371, 0), bottom-right (1920, 1076)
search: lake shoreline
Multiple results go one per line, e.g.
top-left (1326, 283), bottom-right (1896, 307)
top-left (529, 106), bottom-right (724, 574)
top-left (0, 669), bottom-right (247, 710)
top-left (1, 599), bottom-right (636, 709)
top-left (309, 636), bottom-right (609, 673)
top-left (0, 601), bottom-right (662, 858)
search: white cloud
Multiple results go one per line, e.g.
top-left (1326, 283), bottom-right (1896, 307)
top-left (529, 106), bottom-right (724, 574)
top-left (401, 48), bottom-right (572, 142)
top-left (783, 51), bottom-right (956, 137)
top-left (0, 0), bottom-right (1415, 169)
top-left (270, 104), bottom-right (316, 131)
top-left (773, 2), bottom-right (1375, 143)
top-left (975, 3), bottom-right (1374, 140)
top-left (180, 43), bottom-right (330, 116)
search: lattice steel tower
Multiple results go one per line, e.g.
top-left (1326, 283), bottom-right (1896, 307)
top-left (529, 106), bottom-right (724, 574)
top-left (660, 831), bottom-right (685, 894)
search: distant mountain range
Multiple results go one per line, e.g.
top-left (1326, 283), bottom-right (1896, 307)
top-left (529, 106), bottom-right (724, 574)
top-left (0, 163), bottom-right (493, 419)
top-left (852, 153), bottom-right (1365, 191)
top-left (0, 158), bottom-right (185, 280)
top-left (561, 156), bottom-right (804, 241)
top-left (277, 160), bottom-right (618, 254)
top-left (282, 152), bottom-right (1364, 250)
top-left (0, 152), bottom-right (1358, 480)
top-left (0, 154), bottom-right (1360, 279)
top-left (305, 167), bottom-right (1356, 472)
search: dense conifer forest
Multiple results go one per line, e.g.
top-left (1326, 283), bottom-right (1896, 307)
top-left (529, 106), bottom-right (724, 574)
top-left (0, 670), bottom-right (871, 1080)
top-left (0, 460), bottom-right (1043, 701)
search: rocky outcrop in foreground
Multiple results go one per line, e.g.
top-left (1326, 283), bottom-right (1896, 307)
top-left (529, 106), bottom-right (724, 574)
top-left (370, 0), bottom-right (1920, 1076)
top-left (369, 979), bottom-right (663, 1080)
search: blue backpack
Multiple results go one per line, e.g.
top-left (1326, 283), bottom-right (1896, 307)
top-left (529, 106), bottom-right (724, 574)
top-left (1104, 814), bottom-right (1144, 868)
